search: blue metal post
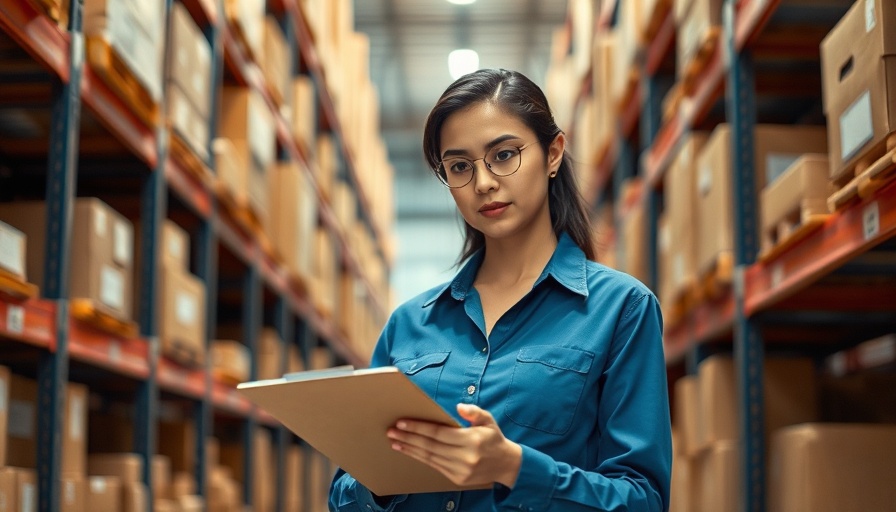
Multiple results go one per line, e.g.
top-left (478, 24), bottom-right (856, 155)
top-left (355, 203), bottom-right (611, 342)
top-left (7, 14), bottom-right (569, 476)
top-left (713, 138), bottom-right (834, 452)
top-left (37, 2), bottom-right (82, 511)
top-left (274, 297), bottom-right (293, 512)
top-left (195, 218), bottom-right (218, 497)
top-left (641, 73), bottom-right (662, 293)
top-left (298, 320), bottom-right (315, 512)
top-left (242, 265), bottom-right (262, 507)
top-left (724, 1), bottom-right (765, 510)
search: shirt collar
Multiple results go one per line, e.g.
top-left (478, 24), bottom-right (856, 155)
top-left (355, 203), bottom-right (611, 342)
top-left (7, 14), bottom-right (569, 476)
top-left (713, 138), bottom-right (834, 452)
top-left (422, 232), bottom-right (588, 307)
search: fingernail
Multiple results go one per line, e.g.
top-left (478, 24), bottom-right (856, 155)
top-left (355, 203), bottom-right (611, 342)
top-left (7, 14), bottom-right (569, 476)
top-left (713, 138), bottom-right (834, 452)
top-left (396, 421), bottom-right (407, 429)
top-left (391, 443), bottom-right (402, 451)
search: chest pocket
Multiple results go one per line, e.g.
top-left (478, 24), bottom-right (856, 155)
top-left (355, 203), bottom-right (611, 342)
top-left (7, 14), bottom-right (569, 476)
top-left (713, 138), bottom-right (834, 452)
top-left (393, 351), bottom-right (450, 400)
top-left (503, 346), bottom-right (594, 435)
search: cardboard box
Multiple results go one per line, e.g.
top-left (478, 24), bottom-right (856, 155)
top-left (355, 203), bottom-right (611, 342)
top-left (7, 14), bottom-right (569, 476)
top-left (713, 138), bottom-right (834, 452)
top-left (121, 482), bottom-right (147, 512)
top-left (311, 228), bottom-right (337, 318)
top-left (696, 355), bottom-right (818, 452)
top-left (212, 138), bottom-right (249, 207)
top-left (63, 382), bottom-right (89, 476)
top-left (177, 495), bottom-right (203, 512)
top-left (161, 220), bottom-right (189, 272)
top-left (211, 340), bottom-right (250, 384)
top-left (60, 477), bottom-right (86, 512)
top-left (290, 76), bottom-right (317, 152)
top-left (698, 440), bottom-right (739, 512)
top-left (673, 375), bottom-right (700, 457)
top-left (0, 199), bottom-right (134, 320)
top-left (86, 476), bottom-right (120, 512)
top-left (257, 328), bottom-right (283, 380)
top-left (207, 466), bottom-right (239, 512)
top-left (665, 133), bottom-right (708, 297)
top-left (676, 0), bottom-right (722, 80)
top-left (167, 84), bottom-right (210, 161)
top-left (760, 154), bottom-right (830, 254)
top-left (769, 423), bottom-right (896, 512)
top-left (621, 199), bottom-right (648, 285)
top-left (153, 499), bottom-right (176, 512)
top-left (159, 266), bottom-right (206, 366)
top-left (287, 343), bottom-right (304, 374)
top-left (284, 444), bottom-right (304, 512)
top-left (0, 468), bottom-right (36, 512)
top-left (170, 471), bottom-right (195, 498)
top-left (0, 220), bottom-right (26, 280)
top-left (611, 0), bottom-right (642, 105)
top-left (268, 162), bottom-right (318, 282)
top-left (152, 455), bottom-right (171, 501)
top-left (7, 374), bottom-right (37, 468)
top-left (88, 453), bottom-right (143, 483)
top-left (592, 32), bottom-right (617, 157)
top-left (694, 125), bottom-right (827, 275)
top-left (669, 451), bottom-right (698, 512)
top-left (261, 16), bottom-right (290, 105)
top-left (316, 134), bottom-right (337, 199)
top-left (223, 0), bottom-right (264, 59)
top-left (166, 2), bottom-right (211, 117)
top-left (821, 0), bottom-right (896, 182)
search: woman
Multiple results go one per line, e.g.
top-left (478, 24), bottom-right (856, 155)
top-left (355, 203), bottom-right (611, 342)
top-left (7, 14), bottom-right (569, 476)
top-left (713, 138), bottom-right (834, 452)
top-left (329, 69), bottom-right (671, 511)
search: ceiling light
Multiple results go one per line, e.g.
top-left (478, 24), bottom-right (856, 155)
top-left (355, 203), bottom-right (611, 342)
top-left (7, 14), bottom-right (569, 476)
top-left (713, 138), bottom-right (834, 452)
top-left (448, 49), bottom-right (479, 80)
top-left (446, 0), bottom-right (476, 5)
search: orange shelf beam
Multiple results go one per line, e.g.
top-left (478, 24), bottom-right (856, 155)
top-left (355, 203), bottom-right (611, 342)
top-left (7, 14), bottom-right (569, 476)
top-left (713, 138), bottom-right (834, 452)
top-left (158, 358), bottom-right (207, 400)
top-left (0, 1), bottom-right (69, 81)
top-left (68, 317), bottom-right (150, 379)
top-left (0, 297), bottom-right (55, 349)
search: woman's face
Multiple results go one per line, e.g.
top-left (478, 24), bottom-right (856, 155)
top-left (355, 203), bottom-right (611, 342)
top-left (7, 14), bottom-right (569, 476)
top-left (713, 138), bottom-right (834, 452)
top-left (439, 102), bottom-right (564, 243)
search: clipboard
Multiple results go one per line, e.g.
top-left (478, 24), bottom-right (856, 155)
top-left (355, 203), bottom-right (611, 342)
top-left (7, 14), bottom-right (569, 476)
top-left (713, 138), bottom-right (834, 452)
top-left (237, 366), bottom-right (490, 496)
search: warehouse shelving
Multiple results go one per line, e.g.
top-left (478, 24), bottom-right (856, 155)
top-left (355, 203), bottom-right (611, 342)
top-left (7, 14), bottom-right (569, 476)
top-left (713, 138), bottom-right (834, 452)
top-left (0, 1), bottom-right (391, 512)
top-left (567, 0), bottom-right (896, 510)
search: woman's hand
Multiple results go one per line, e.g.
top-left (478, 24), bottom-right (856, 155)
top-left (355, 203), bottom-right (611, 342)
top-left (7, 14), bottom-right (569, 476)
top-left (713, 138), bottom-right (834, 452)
top-left (387, 403), bottom-right (523, 489)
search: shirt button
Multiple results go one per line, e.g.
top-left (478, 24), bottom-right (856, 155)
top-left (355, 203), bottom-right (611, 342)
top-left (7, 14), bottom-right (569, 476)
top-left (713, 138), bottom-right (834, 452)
top-left (467, 385), bottom-right (476, 395)
top-left (446, 500), bottom-right (456, 511)
top-left (481, 346), bottom-right (487, 352)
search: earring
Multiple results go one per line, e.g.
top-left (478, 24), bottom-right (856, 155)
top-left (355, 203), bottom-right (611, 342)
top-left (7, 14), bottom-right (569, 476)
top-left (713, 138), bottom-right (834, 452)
top-left (549, 172), bottom-right (557, 178)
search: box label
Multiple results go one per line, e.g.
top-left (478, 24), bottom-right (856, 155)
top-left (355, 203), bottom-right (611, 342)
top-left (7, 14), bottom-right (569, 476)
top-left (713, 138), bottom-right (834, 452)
top-left (90, 478), bottom-right (107, 493)
top-left (100, 265), bottom-right (125, 311)
top-left (176, 291), bottom-right (197, 326)
top-left (8, 400), bottom-right (34, 438)
top-left (865, 0), bottom-right (876, 32)
top-left (698, 164), bottom-right (713, 196)
top-left (863, 201), bottom-right (880, 240)
top-left (21, 482), bottom-right (34, 512)
top-left (840, 91), bottom-right (874, 161)
top-left (0, 225), bottom-right (25, 276)
top-left (0, 379), bottom-right (6, 412)
top-left (168, 232), bottom-right (184, 262)
top-left (94, 208), bottom-right (107, 238)
top-left (69, 392), bottom-right (84, 440)
top-left (113, 221), bottom-right (132, 266)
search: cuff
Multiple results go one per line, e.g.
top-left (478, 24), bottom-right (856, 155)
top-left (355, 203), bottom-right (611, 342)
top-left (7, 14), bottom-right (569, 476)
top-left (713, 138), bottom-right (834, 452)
top-left (495, 445), bottom-right (556, 511)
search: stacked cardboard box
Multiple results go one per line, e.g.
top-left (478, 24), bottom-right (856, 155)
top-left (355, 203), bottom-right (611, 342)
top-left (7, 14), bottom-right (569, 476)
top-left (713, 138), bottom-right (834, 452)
top-left (218, 86), bottom-right (277, 228)
top-left (694, 124), bottom-right (827, 278)
top-left (675, 0), bottom-right (722, 86)
top-left (592, 32), bottom-right (618, 162)
top-left (611, 0), bottom-right (642, 107)
top-left (821, 0), bottom-right (896, 184)
top-left (257, 328), bottom-right (284, 381)
top-left (759, 154), bottom-right (831, 255)
top-left (267, 161), bottom-right (318, 286)
top-left (87, 453), bottom-right (147, 512)
top-left (155, 221), bottom-right (207, 367)
top-left (0, 199), bottom-right (134, 322)
top-left (223, 0), bottom-right (264, 60)
top-left (220, 429), bottom-right (274, 512)
top-left (84, 0), bottom-right (166, 103)
top-left (290, 76), bottom-right (317, 154)
top-left (166, 1), bottom-right (213, 160)
top-left (211, 340), bottom-right (251, 384)
top-left (260, 15), bottom-right (290, 107)
top-left (310, 228), bottom-right (337, 318)
top-left (620, 196), bottom-right (649, 285)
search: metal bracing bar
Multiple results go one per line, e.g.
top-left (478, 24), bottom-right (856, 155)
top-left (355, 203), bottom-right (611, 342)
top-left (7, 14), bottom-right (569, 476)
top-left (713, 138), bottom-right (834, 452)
top-left (195, 217), bottom-right (218, 498)
top-left (725, 1), bottom-right (766, 511)
top-left (37, 1), bottom-right (83, 510)
top-left (242, 264), bottom-right (262, 507)
top-left (297, 320), bottom-right (316, 512)
top-left (641, 71), bottom-right (663, 294)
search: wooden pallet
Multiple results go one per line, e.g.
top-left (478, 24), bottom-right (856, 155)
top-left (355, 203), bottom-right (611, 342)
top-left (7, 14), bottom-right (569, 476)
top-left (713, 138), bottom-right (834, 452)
top-left (86, 36), bottom-right (159, 128)
top-left (0, 269), bottom-right (38, 300)
top-left (696, 251), bottom-right (734, 301)
top-left (759, 214), bottom-right (830, 263)
top-left (170, 133), bottom-right (212, 186)
top-left (828, 136), bottom-right (896, 211)
top-left (681, 26), bottom-right (722, 95)
top-left (70, 298), bottom-right (138, 339)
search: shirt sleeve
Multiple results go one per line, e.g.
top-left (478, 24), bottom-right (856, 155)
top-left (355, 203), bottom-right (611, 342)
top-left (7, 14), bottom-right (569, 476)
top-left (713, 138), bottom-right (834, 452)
top-left (328, 316), bottom-right (411, 512)
top-left (494, 292), bottom-right (672, 512)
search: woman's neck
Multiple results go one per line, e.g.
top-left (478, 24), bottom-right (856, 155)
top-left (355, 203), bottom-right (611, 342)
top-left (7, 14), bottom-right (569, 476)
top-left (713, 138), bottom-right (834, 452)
top-left (477, 227), bottom-right (558, 287)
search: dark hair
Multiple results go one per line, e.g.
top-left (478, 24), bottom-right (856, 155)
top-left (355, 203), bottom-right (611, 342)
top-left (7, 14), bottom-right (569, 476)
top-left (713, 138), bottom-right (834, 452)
top-left (422, 68), bottom-right (595, 263)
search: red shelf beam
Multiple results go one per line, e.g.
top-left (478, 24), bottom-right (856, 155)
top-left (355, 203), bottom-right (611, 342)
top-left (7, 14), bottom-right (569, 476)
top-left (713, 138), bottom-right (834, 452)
top-left (746, 181), bottom-right (896, 315)
top-left (0, 297), bottom-right (55, 349)
top-left (0, 1), bottom-right (69, 81)
top-left (68, 319), bottom-right (150, 379)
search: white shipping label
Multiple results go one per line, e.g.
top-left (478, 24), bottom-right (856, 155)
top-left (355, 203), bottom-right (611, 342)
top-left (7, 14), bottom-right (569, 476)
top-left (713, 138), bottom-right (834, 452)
top-left (0, 226), bottom-right (25, 276)
top-left (94, 207), bottom-right (107, 237)
top-left (90, 478), bottom-right (107, 493)
top-left (21, 483), bottom-right (35, 512)
top-left (100, 265), bottom-right (125, 311)
top-left (659, 224), bottom-right (671, 251)
top-left (113, 220), bottom-right (133, 266)
top-left (8, 399), bottom-right (35, 438)
top-left (698, 164), bottom-right (713, 196)
top-left (64, 481), bottom-right (76, 504)
top-left (840, 91), bottom-right (874, 162)
top-left (866, 0), bottom-right (877, 32)
top-left (69, 393), bottom-right (85, 440)
top-left (766, 154), bottom-right (802, 185)
top-left (168, 231), bottom-right (184, 261)
top-left (176, 291), bottom-right (197, 326)
top-left (174, 96), bottom-right (189, 133)
top-left (863, 201), bottom-right (880, 240)
top-left (0, 379), bottom-right (6, 413)
top-left (6, 304), bottom-right (23, 335)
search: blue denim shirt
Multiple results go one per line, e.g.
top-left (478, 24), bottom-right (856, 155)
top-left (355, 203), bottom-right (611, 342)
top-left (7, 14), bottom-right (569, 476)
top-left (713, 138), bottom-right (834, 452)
top-left (329, 233), bottom-right (672, 512)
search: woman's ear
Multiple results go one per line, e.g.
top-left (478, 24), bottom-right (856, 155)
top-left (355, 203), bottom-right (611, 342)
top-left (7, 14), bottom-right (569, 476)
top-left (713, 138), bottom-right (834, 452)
top-left (547, 133), bottom-right (566, 175)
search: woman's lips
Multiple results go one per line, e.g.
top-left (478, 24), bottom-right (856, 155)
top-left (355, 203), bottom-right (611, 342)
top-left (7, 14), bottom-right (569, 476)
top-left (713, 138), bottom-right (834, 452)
top-left (479, 202), bottom-right (510, 217)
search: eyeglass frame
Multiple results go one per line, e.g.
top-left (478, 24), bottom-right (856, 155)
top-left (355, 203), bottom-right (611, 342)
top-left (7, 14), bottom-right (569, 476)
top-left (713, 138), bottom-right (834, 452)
top-left (433, 141), bottom-right (539, 189)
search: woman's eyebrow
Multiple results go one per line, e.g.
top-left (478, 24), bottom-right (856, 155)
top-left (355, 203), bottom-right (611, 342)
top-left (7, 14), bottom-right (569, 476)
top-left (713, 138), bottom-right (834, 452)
top-left (441, 134), bottom-right (523, 158)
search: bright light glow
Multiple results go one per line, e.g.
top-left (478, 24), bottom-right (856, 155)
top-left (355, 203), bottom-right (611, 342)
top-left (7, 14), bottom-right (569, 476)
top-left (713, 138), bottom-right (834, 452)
top-left (446, 0), bottom-right (476, 5)
top-left (448, 49), bottom-right (479, 80)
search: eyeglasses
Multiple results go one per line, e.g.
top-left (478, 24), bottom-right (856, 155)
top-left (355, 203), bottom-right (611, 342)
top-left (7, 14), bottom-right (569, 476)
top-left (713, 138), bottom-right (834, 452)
top-left (435, 142), bottom-right (537, 189)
